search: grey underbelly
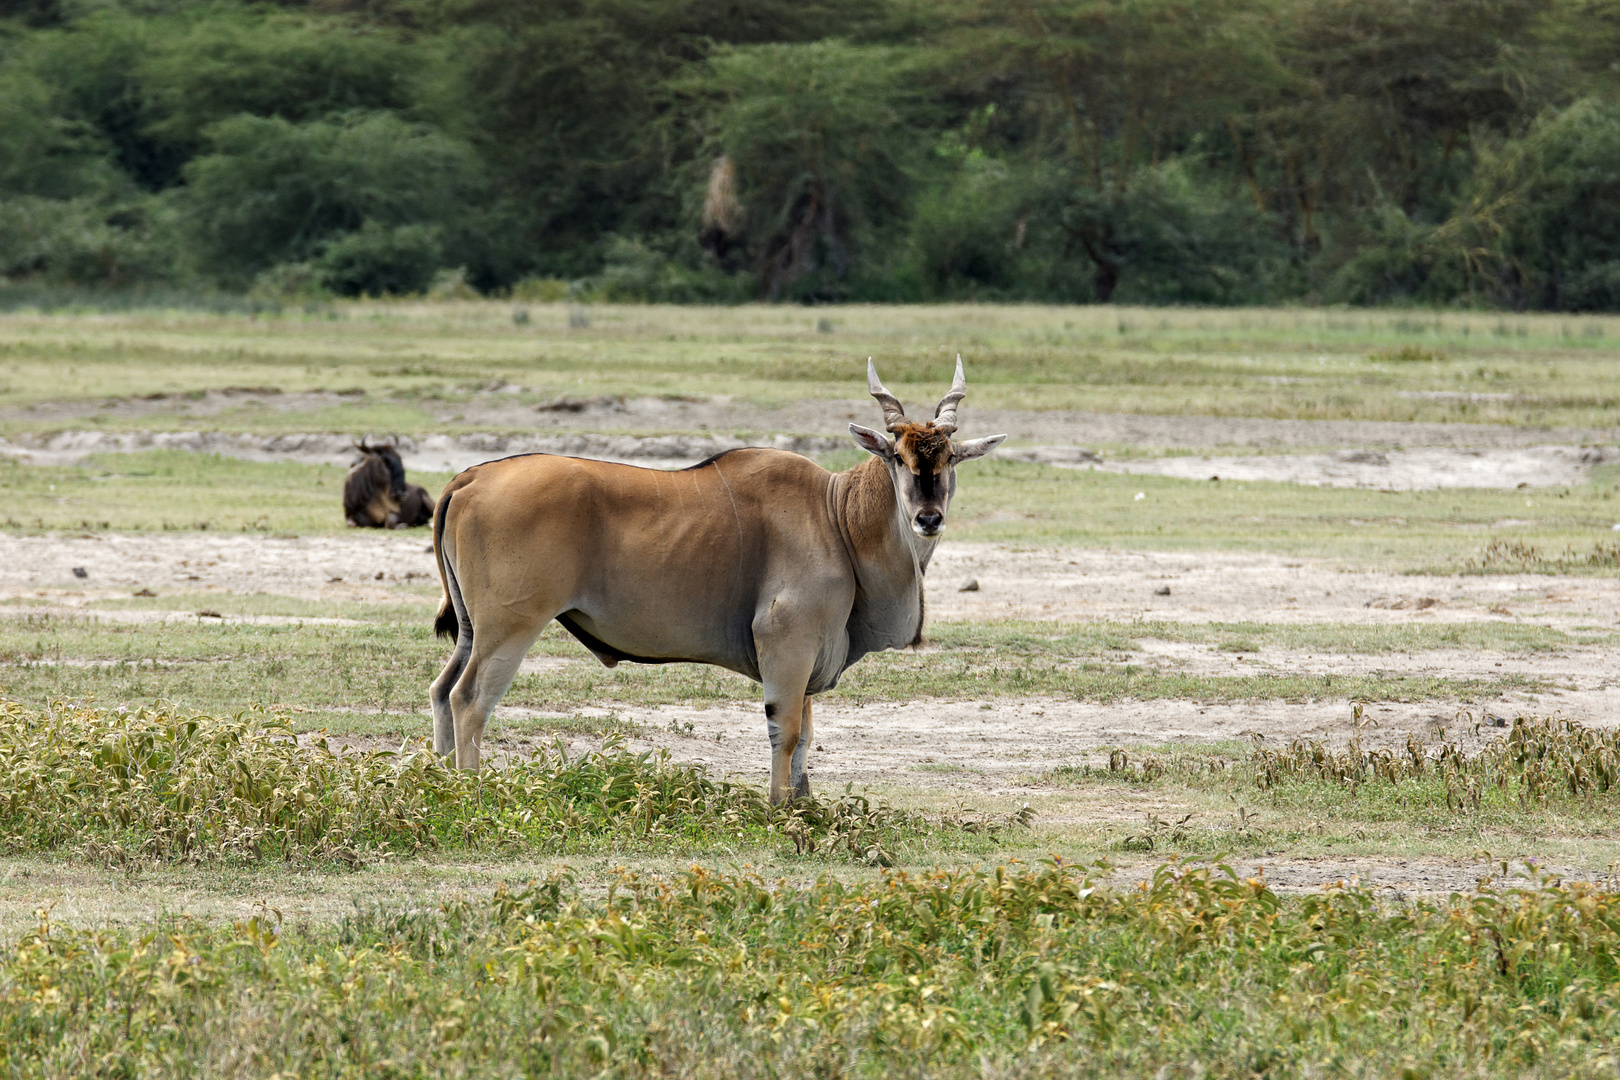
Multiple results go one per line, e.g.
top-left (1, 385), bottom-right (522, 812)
top-left (557, 609), bottom-right (761, 680)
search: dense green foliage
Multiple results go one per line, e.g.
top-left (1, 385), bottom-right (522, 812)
top-left (7, 861), bottom-right (1620, 1076)
top-left (4, 0), bottom-right (1620, 306)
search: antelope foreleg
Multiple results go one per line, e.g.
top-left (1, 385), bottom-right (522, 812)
top-left (762, 696), bottom-right (804, 805)
top-left (759, 657), bottom-right (815, 804)
top-left (754, 595), bottom-right (831, 804)
top-left (790, 697), bottom-right (814, 800)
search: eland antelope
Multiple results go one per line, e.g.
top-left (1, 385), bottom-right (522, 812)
top-left (429, 359), bottom-right (1005, 802)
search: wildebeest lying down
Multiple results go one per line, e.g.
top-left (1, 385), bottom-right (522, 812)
top-left (429, 359), bottom-right (1005, 802)
top-left (344, 441), bottom-right (435, 528)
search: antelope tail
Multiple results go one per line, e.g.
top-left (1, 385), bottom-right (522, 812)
top-left (432, 490), bottom-right (460, 642)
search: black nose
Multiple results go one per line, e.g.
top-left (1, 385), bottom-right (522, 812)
top-left (916, 511), bottom-right (943, 532)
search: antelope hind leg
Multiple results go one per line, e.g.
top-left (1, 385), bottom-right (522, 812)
top-left (447, 633), bottom-right (538, 770)
top-left (430, 632), bottom-right (472, 758)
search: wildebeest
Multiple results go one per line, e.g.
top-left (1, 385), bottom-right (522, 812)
top-left (429, 359), bottom-right (1005, 801)
top-left (344, 441), bottom-right (435, 528)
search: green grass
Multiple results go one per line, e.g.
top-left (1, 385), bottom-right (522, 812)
top-left (3, 302), bottom-right (1620, 436)
top-left (0, 612), bottom-right (1542, 729)
top-left (928, 618), bottom-right (1609, 656)
top-left (7, 858), bottom-right (1620, 1078)
top-left (10, 449), bottom-right (1620, 570)
top-left (80, 591), bottom-right (439, 622)
top-left (0, 701), bottom-right (1003, 869)
top-left (0, 452), bottom-right (458, 534)
top-left (950, 457), bottom-right (1620, 568)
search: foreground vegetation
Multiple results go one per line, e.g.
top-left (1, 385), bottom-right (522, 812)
top-left (0, 701), bottom-right (1017, 870)
top-left (3, 703), bottom-right (1620, 1074)
top-left (6, 700), bottom-right (1620, 870)
top-left (6, 859), bottom-right (1620, 1078)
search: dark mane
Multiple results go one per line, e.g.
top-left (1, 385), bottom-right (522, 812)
top-left (678, 447), bottom-right (754, 472)
top-left (355, 440), bottom-right (407, 498)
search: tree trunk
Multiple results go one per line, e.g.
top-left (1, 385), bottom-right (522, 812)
top-left (1093, 259), bottom-right (1120, 303)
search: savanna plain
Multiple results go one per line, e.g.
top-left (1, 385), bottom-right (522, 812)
top-left (4, 302), bottom-right (1620, 1076)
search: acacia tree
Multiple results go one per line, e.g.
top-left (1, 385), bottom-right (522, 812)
top-left (1244, 0), bottom-right (1555, 261)
top-left (952, 0), bottom-right (1285, 300)
top-left (682, 40), bottom-right (925, 298)
top-left (420, 0), bottom-right (896, 282)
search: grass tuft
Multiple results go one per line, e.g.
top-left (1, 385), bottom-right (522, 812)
top-left (0, 701), bottom-right (997, 867)
top-left (1463, 537), bottom-right (1620, 574)
top-left (1254, 710), bottom-right (1620, 813)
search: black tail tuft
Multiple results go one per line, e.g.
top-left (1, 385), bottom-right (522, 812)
top-left (435, 601), bottom-right (459, 642)
top-left (431, 487), bottom-right (458, 642)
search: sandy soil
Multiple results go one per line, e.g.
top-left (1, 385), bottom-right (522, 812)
top-left (11, 531), bottom-right (1617, 630)
top-left (1096, 445), bottom-right (1620, 490)
top-left (7, 532), bottom-right (1615, 790)
top-left (6, 392), bottom-right (1619, 488)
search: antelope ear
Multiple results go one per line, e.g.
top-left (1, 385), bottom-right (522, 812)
top-left (849, 423), bottom-right (893, 457)
top-left (951, 434), bottom-right (1006, 463)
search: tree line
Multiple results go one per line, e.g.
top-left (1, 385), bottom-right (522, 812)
top-left (2, 0), bottom-right (1618, 308)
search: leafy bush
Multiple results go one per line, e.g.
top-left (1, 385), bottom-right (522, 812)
top-left (1324, 201), bottom-right (1463, 305)
top-left (315, 221), bottom-right (444, 297)
top-left (909, 155), bottom-right (1028, 298)
top-left (1058, 162), bottom-right (1287, 304)
top-left (574, 236), bottom-right (746, 303)
top-left (181, 111), bottom-right (479, 288)
top-left (1455, 98), bottom-right (1620, 310)
top-left (0, 195), bottom-right (178, 286)
top-left (0, 701), bottom-right (959, 866)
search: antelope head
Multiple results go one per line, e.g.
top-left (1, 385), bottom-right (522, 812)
top-left (849, 357), bottom-right (1006, 538)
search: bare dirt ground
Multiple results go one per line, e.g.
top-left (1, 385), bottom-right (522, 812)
top-left (6, 531), bottom-right (1616, 789)
top-left (1097, 445), bottom-right (1620, 490)
top-left (7, 404), bottom-right (1620, 895)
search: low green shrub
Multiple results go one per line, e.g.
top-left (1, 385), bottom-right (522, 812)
top-left (0, 701), bottom-right (983, 866)
top-left (6, 862), bottom-right (1620, 1077)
